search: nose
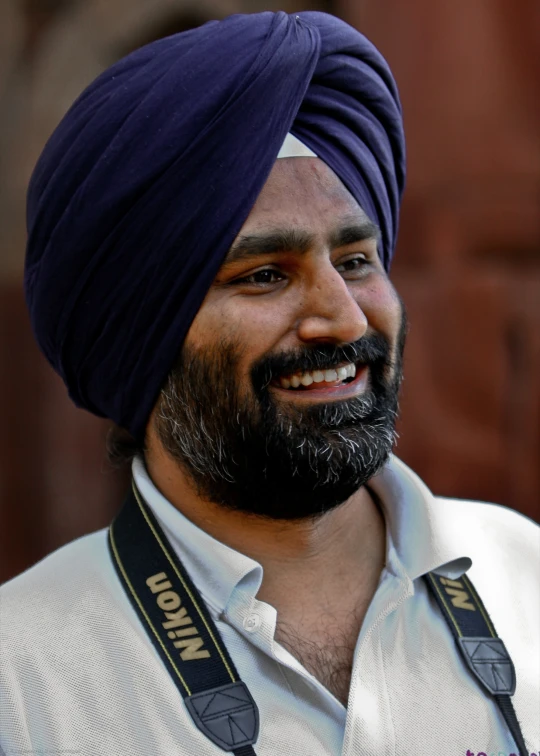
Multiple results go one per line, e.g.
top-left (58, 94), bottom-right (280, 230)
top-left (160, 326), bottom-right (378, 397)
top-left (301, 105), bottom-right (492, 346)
top-left (295, 265), bottom-right (368, 345)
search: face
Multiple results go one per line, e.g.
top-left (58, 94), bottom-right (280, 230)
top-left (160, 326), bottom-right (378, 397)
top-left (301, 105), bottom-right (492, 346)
top-left (153, 158), bottom-right (407, 520)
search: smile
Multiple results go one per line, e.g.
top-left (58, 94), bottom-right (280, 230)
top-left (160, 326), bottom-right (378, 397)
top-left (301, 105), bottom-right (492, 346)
top-left (270, 361), bottom-right (369, 399)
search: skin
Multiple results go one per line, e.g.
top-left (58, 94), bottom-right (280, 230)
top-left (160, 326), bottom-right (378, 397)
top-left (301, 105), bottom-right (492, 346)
top-left (145, 157), bottom-right (403, 630)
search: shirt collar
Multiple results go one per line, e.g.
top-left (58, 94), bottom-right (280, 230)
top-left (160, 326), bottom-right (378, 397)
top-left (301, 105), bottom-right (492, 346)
top-left (132, 456), bottom-right (262, 613)
top-left (367, 456), bottom-right (472, 581)
top-left (132, 454), bottom-right (472, 612)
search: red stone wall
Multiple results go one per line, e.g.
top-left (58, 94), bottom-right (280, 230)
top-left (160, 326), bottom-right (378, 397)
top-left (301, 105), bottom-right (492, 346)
top-left (338, 0), bottom-right (540, 521)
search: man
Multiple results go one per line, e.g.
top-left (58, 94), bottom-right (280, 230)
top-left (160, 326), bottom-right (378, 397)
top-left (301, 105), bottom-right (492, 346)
top-left (1, 11), bottom-right (538, 756)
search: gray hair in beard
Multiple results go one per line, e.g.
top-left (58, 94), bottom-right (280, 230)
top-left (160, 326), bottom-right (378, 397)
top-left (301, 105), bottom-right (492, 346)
top-left (152, 306), bottom-right (406, 520)
top-left (157, 372), bottom-right (395, 488)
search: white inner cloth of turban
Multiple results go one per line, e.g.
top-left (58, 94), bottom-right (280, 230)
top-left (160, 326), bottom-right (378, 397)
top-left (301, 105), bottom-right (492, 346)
top-left (277, 132), bottom-right (317, 158)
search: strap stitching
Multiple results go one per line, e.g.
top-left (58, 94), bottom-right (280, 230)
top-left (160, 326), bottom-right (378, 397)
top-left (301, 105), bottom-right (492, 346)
top-left (132, 482), bottom-right (236, 683)
top-left (461, 573), bottom-right (497, 637)
top-left (425, 573), bottom-right (463, 637)
top-left (108, 525), bottom-right (192, 694)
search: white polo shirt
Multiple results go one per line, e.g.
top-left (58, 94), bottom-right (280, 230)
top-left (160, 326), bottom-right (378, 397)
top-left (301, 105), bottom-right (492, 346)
top-left (1, 455), bottom-right (539, 755)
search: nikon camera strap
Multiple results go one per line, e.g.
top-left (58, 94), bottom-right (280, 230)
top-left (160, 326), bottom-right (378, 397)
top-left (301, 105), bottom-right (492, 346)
top-left (108, 483), bottom-right (529, 756)
top-left (423, 572), bottom-right (529, 756)
top-left (108, 482), bottom-right (259, 755)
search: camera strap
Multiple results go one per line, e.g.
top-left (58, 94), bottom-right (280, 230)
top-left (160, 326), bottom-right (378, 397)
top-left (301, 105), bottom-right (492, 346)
top-left (423, 571), bottom-right (528, 756)
top-left (108, 482), bottom-right (259, 754)
top-left (108, 482), bottom-right (529, 756)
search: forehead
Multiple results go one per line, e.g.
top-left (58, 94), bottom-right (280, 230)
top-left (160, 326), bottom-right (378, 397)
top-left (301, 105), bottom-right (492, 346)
top-left (239, 157), bottom-right (373, 233)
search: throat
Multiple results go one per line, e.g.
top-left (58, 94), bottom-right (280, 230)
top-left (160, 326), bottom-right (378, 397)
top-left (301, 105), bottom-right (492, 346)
top-left (256, 487), bottom-right (387, 603)
top-left (259, 491), bottom-right (386, 705)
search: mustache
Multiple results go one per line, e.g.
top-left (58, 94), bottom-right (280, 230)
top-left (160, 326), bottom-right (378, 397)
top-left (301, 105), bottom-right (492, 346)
top-left (252, 333), bottom-right (391, 390)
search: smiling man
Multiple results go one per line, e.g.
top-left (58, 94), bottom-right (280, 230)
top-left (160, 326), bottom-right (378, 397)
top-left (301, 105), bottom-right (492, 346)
top-left (1, 10), bottom-right (539, 756)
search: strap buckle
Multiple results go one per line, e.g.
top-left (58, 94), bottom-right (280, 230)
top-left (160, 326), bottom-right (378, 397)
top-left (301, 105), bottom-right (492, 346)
top-left (458, 637), bottom-right (516, 695)
top-left (185, 681), bottom-right (260, 751)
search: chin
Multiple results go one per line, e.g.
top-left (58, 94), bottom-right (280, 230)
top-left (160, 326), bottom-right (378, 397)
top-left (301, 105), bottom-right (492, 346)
top-left (193, 429), bottom-right (394, 521)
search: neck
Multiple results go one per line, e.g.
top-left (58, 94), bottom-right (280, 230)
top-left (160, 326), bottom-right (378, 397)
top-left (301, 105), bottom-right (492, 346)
top-left (143, 444), bottom-right (387, 615)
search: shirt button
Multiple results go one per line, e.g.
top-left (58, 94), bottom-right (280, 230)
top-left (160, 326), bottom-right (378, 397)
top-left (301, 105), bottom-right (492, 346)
top-left (243, 614), bottom-right (261, 632)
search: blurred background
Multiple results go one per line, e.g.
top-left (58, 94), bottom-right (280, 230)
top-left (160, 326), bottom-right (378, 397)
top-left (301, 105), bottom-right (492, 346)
top-left (1, 0), bottom-right (539, 584)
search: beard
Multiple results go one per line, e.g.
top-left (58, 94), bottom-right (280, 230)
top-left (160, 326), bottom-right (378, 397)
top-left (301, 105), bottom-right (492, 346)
top-left (152, 304), bottom-right (408, 521)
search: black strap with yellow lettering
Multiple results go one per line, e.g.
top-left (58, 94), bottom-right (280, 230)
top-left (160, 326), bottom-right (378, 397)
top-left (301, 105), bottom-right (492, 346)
top-left (423, 572), bottom-right (528, 756)
top-left (108, 481), bottom-right (529, 755)
top-left (108, 483), bottom-right (259, 755)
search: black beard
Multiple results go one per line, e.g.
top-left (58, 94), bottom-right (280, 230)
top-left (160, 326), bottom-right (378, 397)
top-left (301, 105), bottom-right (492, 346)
top-left (153, 305), bottom-right (408, 521)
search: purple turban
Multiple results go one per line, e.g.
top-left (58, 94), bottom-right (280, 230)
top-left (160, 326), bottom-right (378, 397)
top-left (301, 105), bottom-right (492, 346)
top-left (24, 11), bottom-right (405, 440)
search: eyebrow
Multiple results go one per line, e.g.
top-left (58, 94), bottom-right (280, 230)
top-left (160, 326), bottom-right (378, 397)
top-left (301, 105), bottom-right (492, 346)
top-left (223, 219), bottom-right (380, 267)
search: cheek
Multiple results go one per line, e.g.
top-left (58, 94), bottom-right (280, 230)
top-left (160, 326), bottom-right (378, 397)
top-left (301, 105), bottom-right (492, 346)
top-left (187, 294), bottom-right (284, 356)
top-left (357, 277), bottom-right (401, 334)
top-left (189, 275), bottom-right (401, 352)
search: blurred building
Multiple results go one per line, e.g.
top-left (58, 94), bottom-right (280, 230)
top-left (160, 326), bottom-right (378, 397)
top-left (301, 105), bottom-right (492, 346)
top-left (1, 0), bottom-right (539, 583)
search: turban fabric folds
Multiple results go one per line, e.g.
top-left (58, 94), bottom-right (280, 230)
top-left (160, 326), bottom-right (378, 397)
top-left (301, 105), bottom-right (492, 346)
top-left (24, 11), bottom-right (405, 440)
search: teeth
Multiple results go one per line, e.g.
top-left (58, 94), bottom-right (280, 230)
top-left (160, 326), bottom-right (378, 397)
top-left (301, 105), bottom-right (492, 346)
top-left (278, 361), bottom-right (357, 389)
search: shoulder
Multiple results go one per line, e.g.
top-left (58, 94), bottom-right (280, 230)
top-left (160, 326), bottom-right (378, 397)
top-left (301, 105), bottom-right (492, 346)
top-left (387, 456), bottom-right (539, 568)
top-left (0, 529), bottom-right (125, 654)
top-left (434, 494), bottom-right (539, 566)
top-left (431, 496), bottom-right (539, 651)
top-left (435, 492), bottom-right (540, 531)
top-left (1, 527), bottom-right (112, 598)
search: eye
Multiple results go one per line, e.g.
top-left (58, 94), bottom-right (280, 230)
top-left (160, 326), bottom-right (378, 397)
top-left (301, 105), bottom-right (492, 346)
top-left (335, 255), bottom-right (369, 274)
top-left (233, 268), bottom-right (285, 286)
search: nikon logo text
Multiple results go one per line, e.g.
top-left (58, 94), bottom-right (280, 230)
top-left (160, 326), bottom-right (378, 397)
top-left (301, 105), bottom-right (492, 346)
top-left (146, 572), bottom-right (211, 660)
top-left (439, 577), bottom-right (475, 611)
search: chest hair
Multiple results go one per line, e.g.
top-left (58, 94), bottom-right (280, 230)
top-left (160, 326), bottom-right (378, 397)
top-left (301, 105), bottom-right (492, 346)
top-left (275, 608), bottom-right (364, 707)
